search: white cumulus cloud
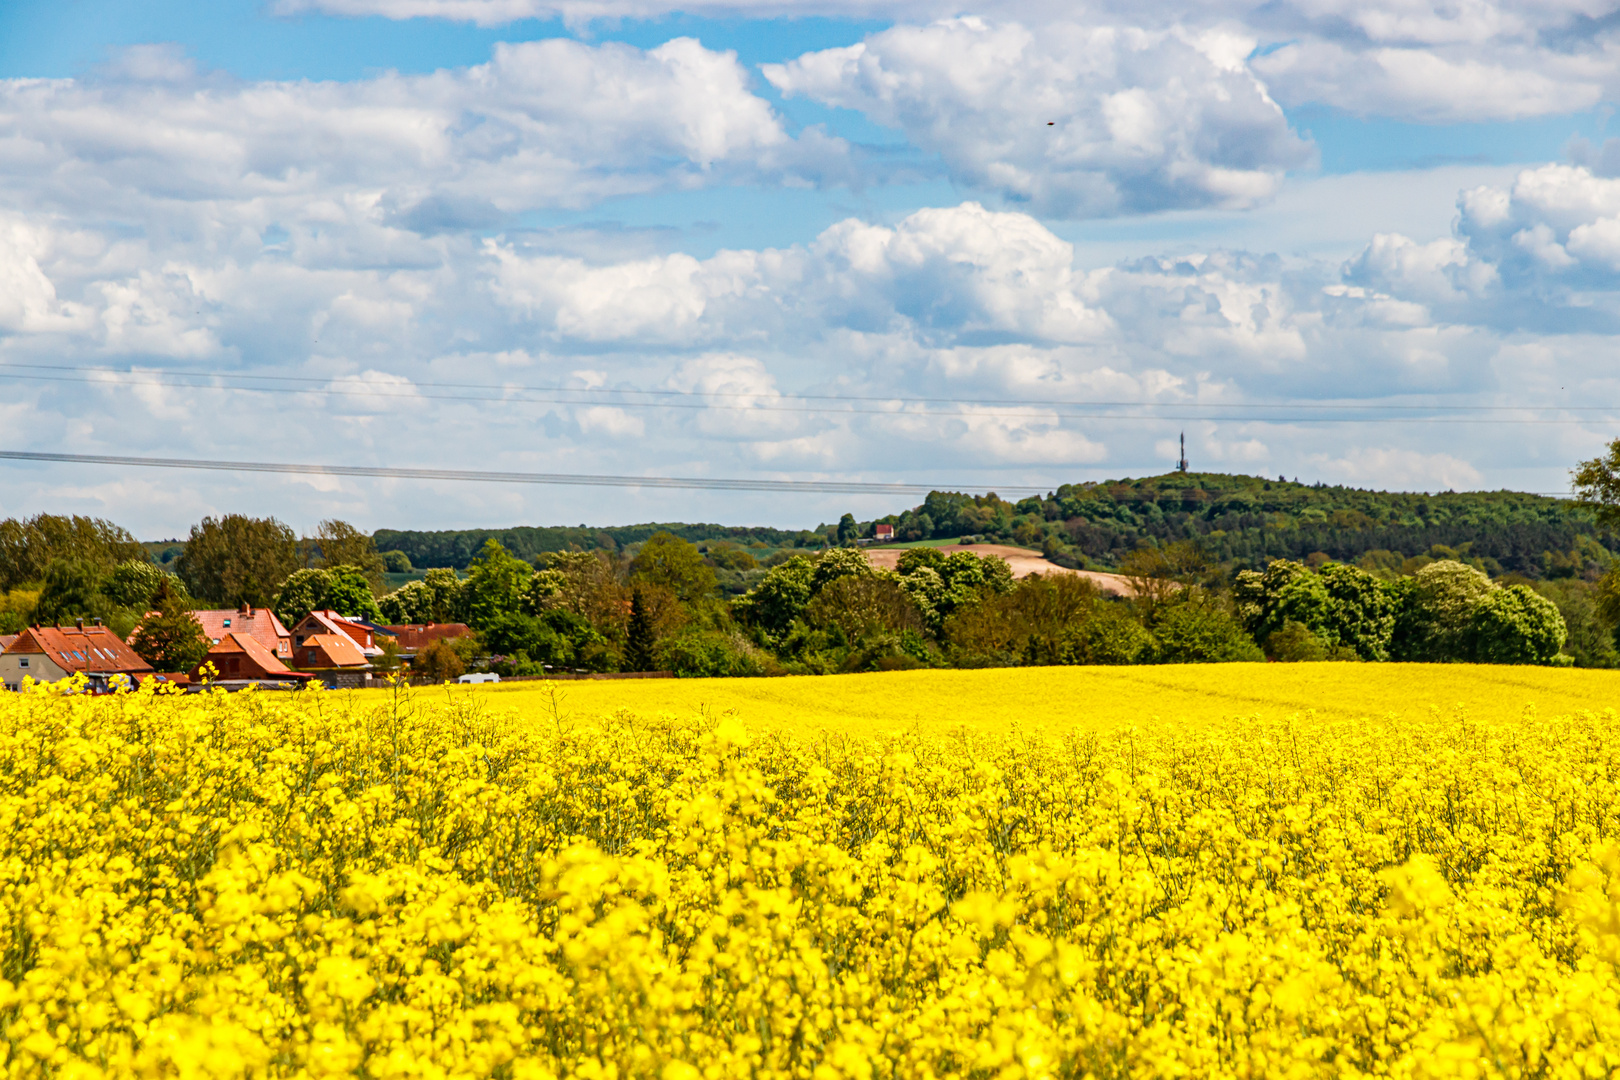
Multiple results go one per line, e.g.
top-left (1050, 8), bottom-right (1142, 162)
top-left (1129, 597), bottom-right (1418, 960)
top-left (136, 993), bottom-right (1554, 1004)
top-left (765, 17), bottom-right (1312, 217)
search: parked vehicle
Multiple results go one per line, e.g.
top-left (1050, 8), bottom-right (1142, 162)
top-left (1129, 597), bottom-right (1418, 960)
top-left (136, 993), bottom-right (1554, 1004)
top-left (456, 672), bottom-right (500, 684)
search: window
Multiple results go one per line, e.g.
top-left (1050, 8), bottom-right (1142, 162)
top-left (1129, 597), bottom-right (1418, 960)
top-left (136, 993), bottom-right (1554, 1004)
top-left (223, 618), bottom-right (232, 628)
top-left (18, 659), bottom-right (28, 668)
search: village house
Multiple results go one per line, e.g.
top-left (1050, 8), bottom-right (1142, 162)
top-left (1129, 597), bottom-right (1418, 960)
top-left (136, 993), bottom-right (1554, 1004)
top-left (189, 603), bottom-right (292, 660)
top-left (290, 610), bottom-right (385, 660)
top-left (294, 633), bottom-right (369, 670)
top-left (191, 632), bottom-right (312, 689)
top-left (873, 524), bottom-right (895, 542)
top-left (0, 621), bottom-right (153, 692)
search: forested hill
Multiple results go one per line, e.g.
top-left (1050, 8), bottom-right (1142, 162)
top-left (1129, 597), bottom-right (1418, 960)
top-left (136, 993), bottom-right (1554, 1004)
top-left (895, 473), bottom-right (1610, 578)
top-left (372, 472), bottom-right (1612, 580)
top-left (373, 521), bottom-right (818, 570)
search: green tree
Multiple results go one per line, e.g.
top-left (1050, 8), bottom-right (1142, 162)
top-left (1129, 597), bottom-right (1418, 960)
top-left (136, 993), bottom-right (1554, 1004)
top-left (811, 547), bottom-right (874, 594)
top-left (461, 540), bottom-right (533, 629)
top-left (1153, 601), bottom-right (1264, 664)
top-left (655, 630), bottom-right (768, 678)
top-left (732, 556), bottom-right (815, 643)
top-left (1470, 585), bottom-right (1568, 665)
top-left (1390, 560), bottom-right (1495, 662)
top-left (381, 550), bottom-right (413, 573)
top-left (415, 638), bottom-right (466, 683)
top-left (1073, 607), bottom-right (1155, 665)
top-left (310, 519), bottom-right (386, 587)
top-left (1572, 439), bottom-right (1620, 530)
top-left (129, 580), bottom-right (211, 672)
top-left (421, 568), bottom-right (465, 623)
top-left (806, 575), bottom-right (925, 645)
top-left (625, 587), bottom-right (656, 671)
top-left (175, 515), bottom-right (299, 607)
top-left (101, 560), bottom-right (172, 610)
top-left (1318, 563), bottom-right (1396, 661)
top-left (630, 532), bottom-right (716, 604)
top-left (273, 568), bottom-right (331, 628)
top-left (33, 559), bottom-right (103, 626)
top-left (323, 566), bottom-right (383, 622)
top-left (837, 513), bottom-right (858, 545)
top-left (0, 513), bottom-right (146, 592)
top-left (379, 580), bottom-right (432, 624)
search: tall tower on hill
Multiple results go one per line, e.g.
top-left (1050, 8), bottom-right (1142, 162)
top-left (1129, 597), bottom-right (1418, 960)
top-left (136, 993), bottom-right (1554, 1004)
top-left (1177, 432), bottom-right (1189, 473)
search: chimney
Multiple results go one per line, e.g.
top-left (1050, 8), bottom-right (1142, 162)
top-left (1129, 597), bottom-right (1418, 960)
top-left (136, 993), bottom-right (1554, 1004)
top-left (243, 603), bottom-right (253, 617)
top-left (75, 618), bottom-right (84, 630)
top-left (93, 618), bottom-right (102, 627)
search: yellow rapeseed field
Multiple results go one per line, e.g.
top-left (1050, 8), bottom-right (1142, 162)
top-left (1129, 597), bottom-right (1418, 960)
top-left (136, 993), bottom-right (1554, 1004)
top-left (431, 663), bottom-right (1620, 736)
top-left (3, 667), bottom-right (1619, 1079)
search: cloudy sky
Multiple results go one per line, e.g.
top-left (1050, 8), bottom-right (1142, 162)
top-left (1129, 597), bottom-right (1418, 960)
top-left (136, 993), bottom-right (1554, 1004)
top-left (2, 0), bottom-right (1619, 538)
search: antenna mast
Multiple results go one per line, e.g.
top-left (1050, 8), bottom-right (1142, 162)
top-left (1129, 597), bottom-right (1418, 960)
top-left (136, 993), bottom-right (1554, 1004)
top-left (1177, 432), bottom-right (1189, 473)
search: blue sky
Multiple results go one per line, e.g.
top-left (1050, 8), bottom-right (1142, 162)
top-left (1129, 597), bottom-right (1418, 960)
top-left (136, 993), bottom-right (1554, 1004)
top-left (1, 0), bottom-right (1619, 535)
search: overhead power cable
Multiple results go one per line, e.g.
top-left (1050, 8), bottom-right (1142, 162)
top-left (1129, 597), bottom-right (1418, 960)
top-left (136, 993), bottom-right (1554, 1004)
top-left (0, 450), bottom-right (1056, 497)
top-left (0, 449), bottom-right (1577, 501)
top-left (1, 362), bottom-right (1613, 424)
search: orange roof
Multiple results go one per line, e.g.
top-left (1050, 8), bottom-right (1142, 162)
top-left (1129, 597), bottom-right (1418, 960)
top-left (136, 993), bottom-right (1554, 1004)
top-left (296, 633), bottom-right (368, 668)
top-left (3, 625), bottom-right (153, 674)
top-left (297, 611), bottom-right (381, 656)
top-left (210, 632), bottom-right (295, 674)
top-left (191, 606), bottom-right (289, 651)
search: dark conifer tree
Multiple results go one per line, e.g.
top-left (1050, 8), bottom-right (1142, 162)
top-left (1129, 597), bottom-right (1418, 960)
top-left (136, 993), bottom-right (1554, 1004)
top-left (625, 586), bottom-right (656, 672)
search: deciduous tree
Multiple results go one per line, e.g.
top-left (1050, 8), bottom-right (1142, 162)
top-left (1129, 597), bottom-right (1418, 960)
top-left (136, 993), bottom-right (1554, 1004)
top-left (175, 515), bottom-right (299, 607)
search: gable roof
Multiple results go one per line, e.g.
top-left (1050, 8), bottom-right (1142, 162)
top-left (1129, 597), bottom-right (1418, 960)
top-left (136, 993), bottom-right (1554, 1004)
top-left (297, 633), bottom-right (368, 668)
top-left (209, 632), bottom-right (295, 674)
top-left (0, 635), bottom-right (15, 654)
top-left (296, 610), bottom-right (382, 656)
top-left (191, 606), bottom-right (289, 650)
top-left (2, 626), bottom-right (153, 674)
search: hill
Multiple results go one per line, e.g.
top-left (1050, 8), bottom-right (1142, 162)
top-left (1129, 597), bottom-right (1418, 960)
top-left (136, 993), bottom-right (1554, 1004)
top-left (374, 473), bottom-right (1612, 582)
top-left (868, 472), bottom-right (1612, 579)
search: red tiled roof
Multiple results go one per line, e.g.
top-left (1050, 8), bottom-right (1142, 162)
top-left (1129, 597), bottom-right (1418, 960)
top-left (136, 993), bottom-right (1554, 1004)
top-left (0, 635), bottom-right (15, 654)
top-left (191, 606), bottom-right (291, 656)
top-left (384, 623), bottom-right (472, 651)
top-left (2, 625), bottom-right (153, 674)
top-left (193, 632), bottom-right (303, 681)
top-left (295, 611), bottom-right (381, 656)
top-left (295, 633), bottom-right (368, 669)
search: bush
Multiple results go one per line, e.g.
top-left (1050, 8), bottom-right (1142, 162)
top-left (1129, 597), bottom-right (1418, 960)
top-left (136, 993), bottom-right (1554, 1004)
top-left (1153, 602), bottom-right (1264, 664)
top-left (415, 639), bottom-right (466, 683)
top-left (1266, 620), bottom-right (1330, 662)
top-left (1068, 608), bottom-right (1155, 665)
top-left (656, 630), bottom-right (770, 678)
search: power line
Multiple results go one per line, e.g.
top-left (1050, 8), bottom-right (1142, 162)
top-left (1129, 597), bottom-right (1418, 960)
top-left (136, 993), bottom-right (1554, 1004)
top-left (0, 449), bottom-right (1578, 502)
top-left (0, 450), bottom-right (1055, 497)
top-left (2, 362), bottom-right (1616, 425)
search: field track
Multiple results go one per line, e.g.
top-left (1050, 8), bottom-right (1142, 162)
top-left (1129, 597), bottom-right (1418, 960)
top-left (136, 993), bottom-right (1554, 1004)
top-left (864, 542), bottom-right (1135, 593)
top-left (364, 663), bottom-right (1620, 737)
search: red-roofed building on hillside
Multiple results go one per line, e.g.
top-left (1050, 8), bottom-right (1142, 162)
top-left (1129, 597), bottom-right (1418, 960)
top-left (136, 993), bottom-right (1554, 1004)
top-left (291, 611), bottom-right (383, 659)
top-left (295, 633), bottom-right (368, 670)
top-left (189, 604), bottom-right (292, 660)
top-left (873, 524), bottom-right (895, 542)
top-left (0, 623), bottom-right (153, 692)
top-left (384, 623), bottom-right (472, 658)
top-left (191, 633), bottom-right (312, 688)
